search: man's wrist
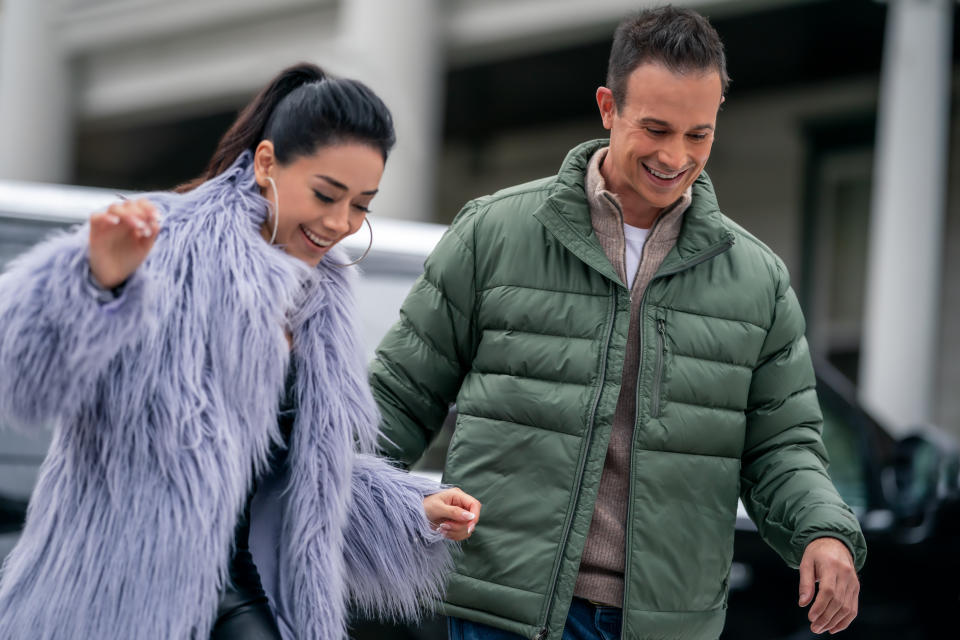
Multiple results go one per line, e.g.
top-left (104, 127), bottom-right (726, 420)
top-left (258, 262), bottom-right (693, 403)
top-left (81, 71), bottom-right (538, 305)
top-left (805, 535), bottom-right (856, 564)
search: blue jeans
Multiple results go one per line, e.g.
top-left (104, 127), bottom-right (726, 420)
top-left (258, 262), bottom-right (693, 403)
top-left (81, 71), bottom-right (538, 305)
top-left (448, 598), bottom-right (623, 640)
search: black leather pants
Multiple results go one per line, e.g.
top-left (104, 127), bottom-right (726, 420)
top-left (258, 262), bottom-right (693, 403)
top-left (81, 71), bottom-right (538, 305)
top-left (210, 508), bottom-right (283, 639)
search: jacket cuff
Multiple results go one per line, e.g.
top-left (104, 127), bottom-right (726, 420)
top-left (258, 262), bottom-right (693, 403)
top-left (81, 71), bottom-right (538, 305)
top-left (85, 266), bottom-right (130, 304)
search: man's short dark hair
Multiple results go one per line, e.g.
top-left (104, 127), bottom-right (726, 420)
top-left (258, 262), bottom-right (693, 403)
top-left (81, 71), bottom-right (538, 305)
top-left (607, 5), bottom-right (730, 110)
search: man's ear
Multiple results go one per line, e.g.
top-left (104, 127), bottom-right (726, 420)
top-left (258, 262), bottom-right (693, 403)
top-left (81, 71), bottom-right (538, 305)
top-left (596, 87), bottom-right (617, 130)
top-left (253, 140), bottom-right (276, 188)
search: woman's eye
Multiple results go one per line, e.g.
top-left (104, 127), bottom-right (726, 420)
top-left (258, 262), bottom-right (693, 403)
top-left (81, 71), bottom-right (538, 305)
top-left (352, 204), bottom-right (371, 213)
top-left (313, 190), bottom-right (334, 203)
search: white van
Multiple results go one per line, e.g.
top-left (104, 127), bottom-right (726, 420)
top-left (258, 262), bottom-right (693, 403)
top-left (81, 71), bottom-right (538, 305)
top-left (0, 177), bottom-right (449, 559)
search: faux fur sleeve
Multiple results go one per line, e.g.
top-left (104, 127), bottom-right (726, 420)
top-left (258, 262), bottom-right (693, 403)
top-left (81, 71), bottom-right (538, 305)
top-left (0, 227), bottom-right (154, 429)
top-left (342, 453), bottom-right (454, 621)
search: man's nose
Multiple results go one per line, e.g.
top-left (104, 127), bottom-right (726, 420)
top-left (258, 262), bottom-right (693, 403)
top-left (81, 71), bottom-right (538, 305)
top-left (657, 135), bottom-right (687, 169)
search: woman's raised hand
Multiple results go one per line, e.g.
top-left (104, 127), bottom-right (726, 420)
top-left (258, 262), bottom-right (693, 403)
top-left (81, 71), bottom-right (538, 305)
top-left (89, 199), bottom-right (161, 289)
top-left (423, 487), bottom-right (482, 542)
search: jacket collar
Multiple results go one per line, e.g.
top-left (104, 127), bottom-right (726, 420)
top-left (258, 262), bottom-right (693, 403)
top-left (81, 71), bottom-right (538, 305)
top-left (533, 139), bottom-right (735, 281)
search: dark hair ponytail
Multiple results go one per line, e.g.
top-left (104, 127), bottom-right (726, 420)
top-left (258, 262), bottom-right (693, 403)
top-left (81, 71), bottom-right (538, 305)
top-left (177, 62), bottom-right (395, 192)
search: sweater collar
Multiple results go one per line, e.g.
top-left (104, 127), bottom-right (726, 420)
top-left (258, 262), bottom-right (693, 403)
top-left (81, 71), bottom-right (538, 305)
top-left (585, 147), bottom-right (691, 289)
top-left (533, 139), bottom-right (734, 281)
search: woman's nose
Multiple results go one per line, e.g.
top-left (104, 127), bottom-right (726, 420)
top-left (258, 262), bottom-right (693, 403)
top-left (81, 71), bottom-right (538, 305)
top-left (323, 203), bottom-right (351, 236)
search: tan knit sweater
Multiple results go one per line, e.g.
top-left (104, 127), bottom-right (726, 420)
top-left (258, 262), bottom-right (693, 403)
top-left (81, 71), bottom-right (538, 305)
top-left (573, 148), bottom-right (691, 606)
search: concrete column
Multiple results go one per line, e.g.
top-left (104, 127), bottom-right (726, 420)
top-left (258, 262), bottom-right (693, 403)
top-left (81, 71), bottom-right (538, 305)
top-left (0, 0), bottom-right (73, 183)
top-left (338, 0), bottom-right (442, 222)
top-left (860, 0), bottom-right (953, 432)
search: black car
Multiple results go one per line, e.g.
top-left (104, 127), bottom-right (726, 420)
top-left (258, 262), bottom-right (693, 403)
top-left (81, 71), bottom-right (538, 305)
top-left (720, 360), bottom-right (960, 640)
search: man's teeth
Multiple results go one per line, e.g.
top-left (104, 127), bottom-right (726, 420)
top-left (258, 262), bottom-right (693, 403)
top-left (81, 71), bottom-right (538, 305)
top-left (647, 166), bottom-right (683, 180)
top-left (302, 226), bottom-right (332, 247)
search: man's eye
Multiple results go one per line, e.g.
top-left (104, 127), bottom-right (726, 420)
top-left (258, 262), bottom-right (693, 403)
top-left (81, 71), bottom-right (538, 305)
top-left (688, 133), bottom-right (708, 141)
top-left (646, 128), bottom-right (667, 136)
top-left (313, 190), bottom-right (334, 203)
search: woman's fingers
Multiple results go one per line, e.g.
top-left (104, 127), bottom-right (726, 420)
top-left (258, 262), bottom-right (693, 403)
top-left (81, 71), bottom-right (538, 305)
top-left (432, 496), bottom-right (476, 525)
top-left (113, 199), bottom-right (159, 238)
top-left (89, 199), bottom-right (161, 289)
top-left (90, 210), bottom-right (121, 228)
top-left (440, 488), bottom-right (482, 531)
top-left (423, 488), bottom-right (483, 541)
top-left (460, 493), bottom-right (482, 534)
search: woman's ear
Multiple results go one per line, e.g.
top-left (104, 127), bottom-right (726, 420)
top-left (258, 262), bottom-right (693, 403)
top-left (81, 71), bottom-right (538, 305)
top-left (253, 140), bottom-right (276, 188)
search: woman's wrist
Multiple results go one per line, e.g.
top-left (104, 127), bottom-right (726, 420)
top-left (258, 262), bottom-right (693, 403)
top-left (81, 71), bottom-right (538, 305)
top-left (86, 265), bottom-right (128, 303)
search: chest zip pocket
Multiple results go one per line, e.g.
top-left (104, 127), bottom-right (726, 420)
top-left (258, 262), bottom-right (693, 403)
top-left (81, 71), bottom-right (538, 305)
top-left (651, 313), bottom-right (667, 419)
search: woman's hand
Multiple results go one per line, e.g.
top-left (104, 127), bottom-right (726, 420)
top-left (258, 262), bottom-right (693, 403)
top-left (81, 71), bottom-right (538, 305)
top-left (423, 487), bottom-right (482, 542)
top-left (89, 199), bottom-right (161, 289)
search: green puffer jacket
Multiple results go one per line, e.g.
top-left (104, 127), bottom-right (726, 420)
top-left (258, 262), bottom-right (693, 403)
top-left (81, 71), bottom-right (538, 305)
top-left (371, 139), bottom-right (867, 640)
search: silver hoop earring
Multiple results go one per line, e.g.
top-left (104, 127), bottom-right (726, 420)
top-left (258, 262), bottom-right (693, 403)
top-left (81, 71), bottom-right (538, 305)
top-left (330, 217), bottom-right (373, 267)
top-left (265, 176), bottom-right (280, 244)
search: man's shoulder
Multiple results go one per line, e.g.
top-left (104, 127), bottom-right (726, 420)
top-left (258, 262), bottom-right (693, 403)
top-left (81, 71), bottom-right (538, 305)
top-left (450, 174), bottom-right (561, 233)
top-left (711, 210), bottom-right (790, 289)
top-left (724, 215), bottom-right (783, 263)
top-left (450, 139), bottom-right (602, 231)
top-left (474, 174), bottom-right (558, 212)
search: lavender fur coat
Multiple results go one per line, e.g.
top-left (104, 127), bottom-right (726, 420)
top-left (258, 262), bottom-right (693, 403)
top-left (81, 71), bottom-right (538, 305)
top-left (0, 153), bottom-right (451, 639)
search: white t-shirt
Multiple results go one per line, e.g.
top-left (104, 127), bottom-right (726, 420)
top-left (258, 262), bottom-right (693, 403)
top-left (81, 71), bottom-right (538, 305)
top-left (623, 223), bottom-right (650, 290)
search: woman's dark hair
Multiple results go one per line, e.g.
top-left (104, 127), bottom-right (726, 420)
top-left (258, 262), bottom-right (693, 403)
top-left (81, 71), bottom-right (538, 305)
top-left (607, 6), bottom-right (730, 111)
top-left (177, 62), bottom-right (395, 192)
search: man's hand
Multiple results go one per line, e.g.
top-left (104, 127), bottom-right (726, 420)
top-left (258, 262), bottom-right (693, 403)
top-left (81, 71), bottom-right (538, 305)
top-left (423, 487), bottom-right (482, 542)
top-left (798, 537), bottom-right (860, 634)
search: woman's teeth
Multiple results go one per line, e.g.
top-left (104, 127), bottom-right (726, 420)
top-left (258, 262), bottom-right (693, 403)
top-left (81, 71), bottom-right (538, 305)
top-left (302, 226), bottom-right (332, 247)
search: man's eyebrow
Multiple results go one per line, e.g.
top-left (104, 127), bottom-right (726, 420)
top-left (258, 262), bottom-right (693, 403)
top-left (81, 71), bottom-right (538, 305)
top-left (316, 175), bottom-right (379, 195)
top-left (638, 117), bottom-right (714, 131)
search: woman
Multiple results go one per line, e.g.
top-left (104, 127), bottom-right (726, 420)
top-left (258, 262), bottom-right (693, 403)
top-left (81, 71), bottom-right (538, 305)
top-left (0, 63), bottom-right (480, 639)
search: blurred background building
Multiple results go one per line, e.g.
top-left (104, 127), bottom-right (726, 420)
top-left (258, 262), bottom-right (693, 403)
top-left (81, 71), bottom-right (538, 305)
top-left (0, 0), bottom-right (957, 438)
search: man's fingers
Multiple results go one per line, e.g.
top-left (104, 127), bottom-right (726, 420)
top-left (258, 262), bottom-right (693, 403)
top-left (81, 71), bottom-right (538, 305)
top-left (808, 573), bottom-right (838, 621)
top-left (809, 583), bottom-right (843, 633)
top-left (818, 603), bottom-right (847, 636)
top-left (825, 581), bottom-right (858, 634)
top-left (798, 557), bottom-right (816, 606)
top-left (827, 609), bottom-right (857, 634)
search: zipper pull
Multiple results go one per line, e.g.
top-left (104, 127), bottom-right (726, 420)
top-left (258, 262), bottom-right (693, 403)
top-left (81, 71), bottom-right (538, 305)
top-left (657, 318), bottom-right (666, 335)
top-left (533, 629), bottom-right (548, 640)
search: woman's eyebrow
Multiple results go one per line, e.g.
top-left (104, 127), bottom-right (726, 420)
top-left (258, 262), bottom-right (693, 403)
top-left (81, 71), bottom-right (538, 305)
top-left (316, 175), bottom-right (378, 195)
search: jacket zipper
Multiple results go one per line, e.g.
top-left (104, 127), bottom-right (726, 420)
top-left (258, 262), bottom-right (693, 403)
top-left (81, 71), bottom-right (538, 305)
top-left (651, 317), bottom-right (666, 418)
top-left (534, 282), bottom-right (618, 640)
top-left (621, 239), bottom-right (733, 638)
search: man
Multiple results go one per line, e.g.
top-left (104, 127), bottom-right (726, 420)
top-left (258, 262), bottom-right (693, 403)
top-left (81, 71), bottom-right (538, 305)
top-left (371, 6), bottom-right (865, 639)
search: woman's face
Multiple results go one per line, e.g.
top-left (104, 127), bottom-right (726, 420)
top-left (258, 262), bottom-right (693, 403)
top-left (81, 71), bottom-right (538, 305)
top-left (254, 140), bottom-right (385, 267)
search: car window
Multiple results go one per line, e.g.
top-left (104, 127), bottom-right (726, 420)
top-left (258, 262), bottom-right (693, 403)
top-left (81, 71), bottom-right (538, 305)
top-left (820, 403), bottom-right (868, 511)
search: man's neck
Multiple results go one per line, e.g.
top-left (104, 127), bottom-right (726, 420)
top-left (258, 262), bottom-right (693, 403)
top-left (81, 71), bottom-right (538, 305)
top-left (598, 156), bottom-right (660, 229)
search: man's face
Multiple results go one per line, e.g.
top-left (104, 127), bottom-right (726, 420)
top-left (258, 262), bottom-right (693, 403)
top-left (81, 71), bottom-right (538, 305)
top-left (597, 62), bottom-right (723, 222)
